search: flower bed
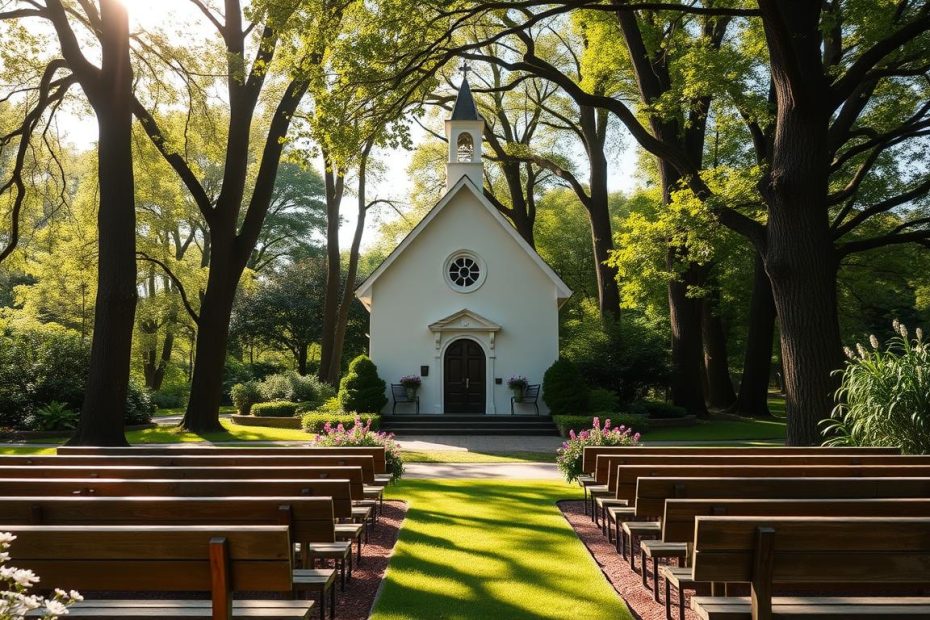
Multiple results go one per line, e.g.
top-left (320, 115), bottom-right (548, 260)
top-left (556, 417), bottom-right (640, 482)
top-left (309, 416), bottom-right (403, 482)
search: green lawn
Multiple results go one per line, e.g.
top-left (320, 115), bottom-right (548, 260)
top-left (153, 405), bottom-right (236, 417)
top-left (25, 420), bottom-right (316, 445)
top-left (376, 479), bottom-right (631, 620)
top-left (643, 415), bottom-right (786, 442)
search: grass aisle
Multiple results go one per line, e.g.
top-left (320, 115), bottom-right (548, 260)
top-left (375, 479), bottom-right (632, 620)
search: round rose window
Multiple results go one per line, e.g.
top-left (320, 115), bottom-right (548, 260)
top-left (444, 251), bottom-right (486, 292)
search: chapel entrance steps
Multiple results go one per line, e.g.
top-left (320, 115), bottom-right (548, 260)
top-left (381, 414), bottom-right (560, 436)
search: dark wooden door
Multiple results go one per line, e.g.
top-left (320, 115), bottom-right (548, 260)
top-left (443, 339), bottom-right (486, 414)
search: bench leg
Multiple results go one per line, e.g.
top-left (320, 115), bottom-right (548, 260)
top-left (664, 577), bottom-right (672, 620)
top-left (652, 556), bottom-right (660, 602)
top-left (340, 558), bottom-right (346, 591)
top-left (679, 586), bottom-right (685, 620)
top-left (582, 487), bottom-right (588, 515)
top-left (641, 549), bottom-right (648, 588)
top-left (331, 580), bottom-right (336, 619)
top-left (629, 533), bottom-right (636, 571)
top-left (615, 519), bottom-right (622, 554)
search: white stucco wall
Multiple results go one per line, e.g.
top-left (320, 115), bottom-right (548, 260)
top-left (366, 185), bottom-right (561, 415)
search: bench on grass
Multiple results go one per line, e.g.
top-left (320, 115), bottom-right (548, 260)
top-left (56, 446), bottom-right (391, 482)
top-left (579, 446), bottom-right (900, 518)
top-left (0, 496), bottom-right (351, 597)
top-left (689, 516), bottom-right (930, 620)
top-left (1, 454), bottom-right (386, 513)
top-left (6, 524), bottom-right (312, 620)
top-left (0, 477), bottom-right (367, 562)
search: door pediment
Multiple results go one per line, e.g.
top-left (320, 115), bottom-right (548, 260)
top-left (428, 309), bottom-right (501, 350)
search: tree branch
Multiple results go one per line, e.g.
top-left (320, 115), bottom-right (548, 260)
top-left (136, 252), bottom-right (200, 325)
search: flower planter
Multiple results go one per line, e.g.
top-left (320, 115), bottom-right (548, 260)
top-left (405, 387), bottom-right (418, 400)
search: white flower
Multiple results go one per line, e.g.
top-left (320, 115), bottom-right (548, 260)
top-left (917, 327), bottom-right (924, 341)
top-left (45, 598), bottom-right (68, 615)
top-left (869, 334), bottom-right (879, 349)
top-left (899, 322), bottom-right (909, 338)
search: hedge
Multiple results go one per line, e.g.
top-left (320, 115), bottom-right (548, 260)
top-left (628, 399), bottom-right (687, 419)
top-left (301, 412), bottom-right (381, 433)
top-left (552, 413), bottom-right (650, 438)
top-left (251, 400), bottom-right (299, 417)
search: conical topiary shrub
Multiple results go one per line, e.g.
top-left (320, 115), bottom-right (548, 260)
top-left (338, 355), bottom-right (388, 414)
top-left (543, 358), bottom-right (589, 414)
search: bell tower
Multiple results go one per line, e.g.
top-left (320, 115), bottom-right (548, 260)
top-left (445, 66), bottom-right (485, 191)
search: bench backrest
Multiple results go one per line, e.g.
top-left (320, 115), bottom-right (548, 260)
top-left (663, 497), bottom-right (930, 543)
top-left (635, 476), bottom-right (930, 519)
top-left (0, 454), bottom-right (376, 483)
top-left (595, 453), bottom-right (930, 486)
top-left (57, 445), bottom-right (388, 474)
top-left (580, 445), bottom-right (899, 475)
top-left (0, 465), bottom-right (365, 499)
top-left (0, 495), bottom-right (335, 545)
top-left (0, 478), bottom-right (354, 518)
top-left (619, 464), bottom-right (930, 512)
top-left (692, 517), bottom-right (930, 620)
top-left (1, 524), bottom-right (293, 617)
top-left (522, 384), bottom-right (540, 401)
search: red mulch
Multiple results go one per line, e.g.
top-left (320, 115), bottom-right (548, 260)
top-left (559, 500), bottom-right (704, 620)
top-left (329, 500), bottom-right (406, 620)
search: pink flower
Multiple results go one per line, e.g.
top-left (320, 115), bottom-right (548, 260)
top-left (580, 430), bottom-right (590, 440)
top-left (569, 429), bottom-right (576, 440)
top-left (604, 419), bottom-right (611, 429)
top-left (336, 423), bottom-right (345, 433)
top-left (592, 417), bottom-right (600, 430)
top-left (633, 433), bottom-right (641, 441)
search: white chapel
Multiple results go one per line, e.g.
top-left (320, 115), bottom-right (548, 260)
top-left (355, 78), bottom-right (572, 415)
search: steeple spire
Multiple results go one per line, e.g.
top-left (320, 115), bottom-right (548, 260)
top-left (444, 68), bottom-right (485, 191)
top-left (450, 65), bottom-right (480, 121)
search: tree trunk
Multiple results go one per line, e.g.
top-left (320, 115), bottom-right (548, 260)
top-left (318, 157), bottom-right (345, 385)
top-left (701, 290), bottom-right (736, 409)
top-left (759, 0), bottom-right (843, 446)
top-left (667, 257), bottom-right (708, 417)
top-left (297, 345), bottom-right (308, 376)
top-left (67, 0), bottom-right (135, 446)
top-left (733, 253), bottom-right (776, 417)
top-left (181, 260), bottom-right (238, 432)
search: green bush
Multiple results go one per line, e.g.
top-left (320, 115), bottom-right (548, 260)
top-left (22, 401), bottom-right (79, 432)
top-left (823, 321), bottom-right (930, 454)
top-left (588, 388), bottom-right (619, 413)
top-left (252, 400), bottom-right (299, 417)
top-left (152, 383), bottom-right (188, 409)
top-left (258, 374), bottom-right (295, 402)
top-left (338, 355), bottom-right (387, 414)
top-left (287, 372), bottom-right (335, 409)
top-left (543, 358), bottom-right (589, 414)
top-left (301, 412), bottom-right (381, 433)
top-left (231, 381), bottom-right (262, 415)
top-left (125, 379), bottom-right (156, 425)
top-left (629, 399), bottom-right (687, 419)
top-left (553, 413), bottom-right (649, 438)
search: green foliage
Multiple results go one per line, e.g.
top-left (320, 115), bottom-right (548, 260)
top-left (252, 401), bottom-right (300, 418)
top-left (588, 388), bottom-right (619, 413)
top-left (230, 381), bottom-right (262, 415)
top-left (543, 358), bottom-right (589, 415)
top-left (300, 412), bottom-right (381, 433)
top-left (287, 372), bottom-right (335, 409)
top-left (338, 355), bottom-right (387, 414)
top-left (258, 374), bottom-right (296, 402)
top-left (125, 380), bottom-right (156, 426)
top-left (823, 321), bottom-right (930, 454)
top-left (152, 383), bottom-right (188, 410)
top-left (555, 416), bottom-right (641, 482)
top-left (553, 413), bottom-right (650, 439)
top-left (629, 400), bottom-right (687, 419)
top-left (23, 401), bottom-right (79, 432)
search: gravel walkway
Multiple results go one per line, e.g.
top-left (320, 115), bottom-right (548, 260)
top-left (404, 462), bottom-right (561, 479)
top-left (559, 500), bottom-right (703, 620)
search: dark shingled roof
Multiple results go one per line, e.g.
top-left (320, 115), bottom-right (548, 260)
top-left (450, 78), bottom-right (480, 121)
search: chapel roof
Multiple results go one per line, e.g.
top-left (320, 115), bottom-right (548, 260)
top-left (450, 77), bottom-right (480, 121)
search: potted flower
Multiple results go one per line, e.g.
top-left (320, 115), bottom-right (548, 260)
top-left (507, 375), bottom-right (528, 400)
top-left (400, 375), bottom-right (422, 400)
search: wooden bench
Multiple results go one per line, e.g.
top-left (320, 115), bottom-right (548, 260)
top-left (391, 384), bottom-right (419, 414)
top-left (580, 446), bottom-right (900, 521)
top-left (689, 516), bottom-right (930, 620)
top-left (629, 477), bottom-right (930, 619)
top-left (0, 495), bottom-right (352, 594)
top-left (56, 446), bottom-right (390, 482)
top-left (511, 384), bottom-right (540, 415)
top-left (5, 524), bottom-right (312, 620)
top-left (651, 498), bottom-right (930, 616)
top-left (0, 453), bottom-right (386, 514)
top-left (0, 477), bottom-right (367, 561)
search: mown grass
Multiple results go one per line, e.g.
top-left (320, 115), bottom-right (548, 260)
top-left (375, 479), bottom-right (631, 620)
top-left (25, 419), bottom-right (316, 445)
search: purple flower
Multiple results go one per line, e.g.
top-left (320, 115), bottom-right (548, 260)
top-left (604, 419), bottom-right (611, 429)
top-left (592, 417), bottom-right (600, 430)
top-left (569, 429), bottom-right (576, 440)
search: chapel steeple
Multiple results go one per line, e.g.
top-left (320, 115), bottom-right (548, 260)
top-left (445, 65), bottom-right (485, 191)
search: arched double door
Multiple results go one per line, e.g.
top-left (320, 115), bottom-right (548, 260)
top-left (443, 339), bottom-right (486, 414)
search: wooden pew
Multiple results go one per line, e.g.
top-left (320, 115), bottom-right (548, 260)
top-left (56, 445), bottom-right (390, 479)
top-left (649, 498), bottom-right (930, 616)
top-left (0, 477), bottom-right (366, 561)
top-left (629, 476), bottom-right (930, 619)
top-left (689, 516), bottom-right (930, 620)
top-left (5, 524), bottom-right (313, 620)
top-left (579, 446), bottom-right (900, 520)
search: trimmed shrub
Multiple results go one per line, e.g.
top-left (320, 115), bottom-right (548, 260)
top-left (338, 355), bottom-right (387, 414)
top-left (553, 413), bottom-right (650, 438)
top-left (252, 401), bottom-right (299, 418)
top-left (125, 379), bottom-right (156, 425)
top-left (287, 372), bottom-right (335, 409)
top-left (543, 358), bottom-right (589, 414)
top-left (301, 412), bottom-right (381, 433)
top-left (629, 399), bottom-right (687, 419)
top-left (823, 321), bottom-right (930, 454)
top-left (231, 381), bottom-right (262, 415)
top-left (588, 388), bottom-right (619, 413)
